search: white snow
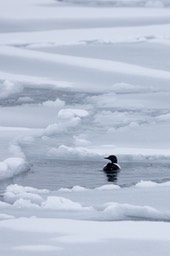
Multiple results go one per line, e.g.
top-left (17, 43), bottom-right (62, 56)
top-left (42, 196), bottom-right (89, 210)
top-left (1, 0), bottom-right (170, 255)
top-left (0, 158), bottom-right (29, 181)
top-left (1, 182), bottom-right (170, 255)
top-left (58, 185), bottom-right (89, 192)
top-left (135, 180), bottom-right (170, 188)
top-left (95, 184), bottom-right (120, 190)
top-left (0, 80), bottom-right (23, 99)
top-left (42, 98), bottom-right (65, 108)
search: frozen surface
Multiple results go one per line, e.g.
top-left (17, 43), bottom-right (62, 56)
top-left (1, 183), bottom-right (170, 256)
top-left (0, 158), bottom-right (29, 181)
top-left (0, 0), bottom-right (170, 255)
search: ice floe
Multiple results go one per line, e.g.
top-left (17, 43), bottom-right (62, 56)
top-left (0, 158), bottom-right (29, 181)
top-left (1, 0), bottom-right (170, 255)
top-left (0, 80), bottom-right (23, 99)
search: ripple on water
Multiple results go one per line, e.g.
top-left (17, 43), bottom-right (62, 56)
top-left (1, 160), bottom-right (170, 195)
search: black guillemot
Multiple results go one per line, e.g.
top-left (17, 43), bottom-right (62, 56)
top-left (103, 155), bottom-right (121, 172)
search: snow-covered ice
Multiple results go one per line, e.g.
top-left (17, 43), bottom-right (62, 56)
top-left (1, 183), bottom-right (170, 255)
top-left (0, 0), bottom-right (170, 255)
top-left (0, 158), bottom-right (29, 181)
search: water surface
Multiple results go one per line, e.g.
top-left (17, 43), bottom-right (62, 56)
top-left (1, 160), bottom-right (170, 196)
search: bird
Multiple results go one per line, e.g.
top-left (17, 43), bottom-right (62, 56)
top-left (103, 155), bottom-right (121, 173)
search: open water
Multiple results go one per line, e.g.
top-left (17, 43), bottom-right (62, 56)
top-left (1, 159), bottom-right (170, 197)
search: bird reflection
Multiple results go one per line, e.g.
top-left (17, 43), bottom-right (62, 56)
top-left (104, 169), bottom-right (119, 182)
top-left (103, 155), bottom-right (121, 183)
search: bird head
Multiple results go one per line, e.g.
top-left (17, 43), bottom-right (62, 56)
top-left (104, 155), bottom-right (118, 163)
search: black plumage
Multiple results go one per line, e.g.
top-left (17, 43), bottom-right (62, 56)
top-left (103, 155), bottom-right (120, 172)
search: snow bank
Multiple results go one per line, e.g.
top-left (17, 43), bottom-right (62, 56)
top-left (13, 199), bottom-right (41, 209)
top-left (5, 184), bottom-right (49, 195)
top-left (93, 111), bottom-right (141, 128)
top-left (4, 184), bottom-right (89, 210)
top-left (111, 83), bottom-right (147, 94)
top-left (102, 202), bottom-right (169, 221)
top-left (86, 92), bottom-right (143, 110)
top-left (3, 182), bottom-right (170, 222)
top-left (156, 113), bottom-right (170, 122)
top-left (5, 191), bottom-right (43, 206)
top-left (42, 196), bottom-right (88, 210)
top-left (4, 184), bottom-right (48, 205)
top-left (58, 186), bottom-right (89, 192)
top-left (136, 180), bottom-right (170, 188)
top-left (0, 72), bottom-right (72, 91)
top-left (58, 181), bottom-right (170, 193)
top-left (2, 45), bottom-right (170, 83)
top-left (0, 158), bottom-right (29, 181)
top-left (1, 217), bottom-right (170, 256)
top-left (95, 184), bottom-right (120, 190)
top-left (57, 0), bottom-right (170, 7)
top-left (43, 108), bottom-right (89, 136)
top-left (86, 92), bottom-right (117, 109)
top-left (42, 99), bottom-right (65, 108)
top-left (12, 196), bottom-right (90, 210)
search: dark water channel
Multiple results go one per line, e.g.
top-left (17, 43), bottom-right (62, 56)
top-left (1, 160), bottom-right (170, 197)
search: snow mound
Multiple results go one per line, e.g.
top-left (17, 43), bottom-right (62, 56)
top-left (71, 185), bottom-right (89, 192)
top-left (43, 108), bottom-right (89, 136)
top-left (94, 110), bottom-right (142, 128)
top-left (86, 92), bottom-right (117, 109)
top-left (42, 196), bottom-right (88, 210)
top-left (86, 91), bottom-right (144, 110)
top-left (156, 113), bottom-right (170, 122)
top-left (58, 186), bottom-right (89, 192)
top-left (0, 80), bottom-right (23, 99)
top-left (4, 185), bottom-right (89, 211)
top-left (13, 199), bottom-right (41, 209)
top-left (5, 184), bottom-right (49, 195)
top-left (102, 202), bottom-right (169, 221)
top-left (4, 191), bottom-right (43, 205)
top-left (42, 99), bottom-right (65, 108)
top-left (95, 184), bottom-right (120, 191)
top-left (3, 184), bottom-right (170, 221)
top-left (136, 180), bottom-right (170, 188)
top-left (0, 158), bottom-right (29, 181)
top-left (111, 83), bottom-right (145, 94)
top-left (4, 184), bottom-right (49, 205)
